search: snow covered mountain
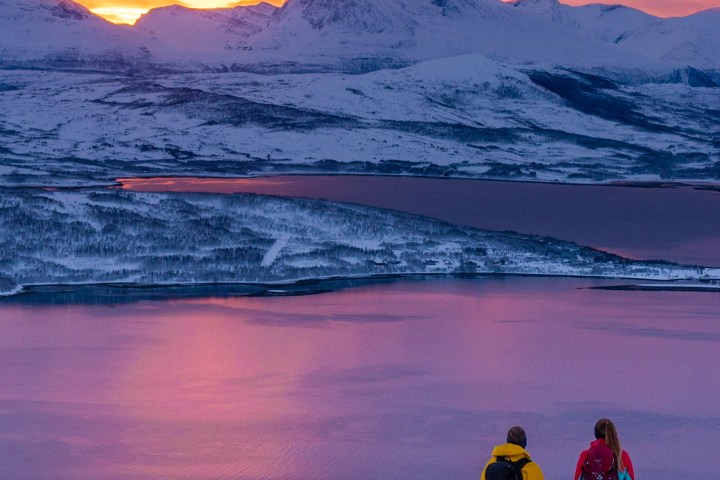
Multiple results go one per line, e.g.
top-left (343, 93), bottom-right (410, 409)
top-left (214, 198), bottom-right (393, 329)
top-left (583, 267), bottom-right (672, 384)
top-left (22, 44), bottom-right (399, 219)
top-left (0, 0), bottom-right (171, 70)
top-left (1, 0), bottom-right (718, 292)
top-left (134, 2), bottom-right (275, 59)
top-left (0, 0), bottom-right (701, 75)
top-left (1, 0), bottom-right (717, 185)
top-left (512, 0), bottom-right (720, 70)
top-left (212, 0), bottom-right (669, 73)
top-left (3, 56), bottom-right (718, 188)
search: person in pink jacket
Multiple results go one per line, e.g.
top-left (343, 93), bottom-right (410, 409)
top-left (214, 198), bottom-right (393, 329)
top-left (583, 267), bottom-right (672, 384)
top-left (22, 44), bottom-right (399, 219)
top-left (574, 418), bottom-right (635, 480)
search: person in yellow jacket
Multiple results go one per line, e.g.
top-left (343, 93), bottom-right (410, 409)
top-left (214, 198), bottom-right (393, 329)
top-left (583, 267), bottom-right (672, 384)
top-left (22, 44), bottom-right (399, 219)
top-left (480, 426), bottom-right (544, 480)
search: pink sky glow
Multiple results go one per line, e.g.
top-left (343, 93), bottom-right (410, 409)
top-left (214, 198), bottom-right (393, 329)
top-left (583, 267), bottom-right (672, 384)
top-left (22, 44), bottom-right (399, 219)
top-left (556, 0), bottom-right (719, 17)
top-left (85, 0), bottom-right (720, 24)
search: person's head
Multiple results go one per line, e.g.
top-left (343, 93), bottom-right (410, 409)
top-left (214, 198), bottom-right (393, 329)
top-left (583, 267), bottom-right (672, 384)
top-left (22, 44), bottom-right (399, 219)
top-left (594, 418), bottom-right (624, 471)
top-left (506, 426), bottom-right (527, 449)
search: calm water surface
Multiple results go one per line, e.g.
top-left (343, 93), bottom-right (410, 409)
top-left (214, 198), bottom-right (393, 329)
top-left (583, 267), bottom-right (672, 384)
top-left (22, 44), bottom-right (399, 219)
top-left (2, 278), bottom-right (719, 480)
top-left (119, 176), bottom-right (720, 266)
top-left (5, 176), bottom-right (720, 479)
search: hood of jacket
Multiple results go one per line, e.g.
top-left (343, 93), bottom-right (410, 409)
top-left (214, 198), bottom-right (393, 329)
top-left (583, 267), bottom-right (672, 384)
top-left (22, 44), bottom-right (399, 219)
top-left (589, 438), bottom-right (608, 449)
top-left (490, 442), bottom-right (532, 462)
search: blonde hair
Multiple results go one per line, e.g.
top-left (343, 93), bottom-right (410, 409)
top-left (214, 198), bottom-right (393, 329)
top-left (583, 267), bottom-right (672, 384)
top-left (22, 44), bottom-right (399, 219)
top-left (595, 418), bottom-right (625, 472)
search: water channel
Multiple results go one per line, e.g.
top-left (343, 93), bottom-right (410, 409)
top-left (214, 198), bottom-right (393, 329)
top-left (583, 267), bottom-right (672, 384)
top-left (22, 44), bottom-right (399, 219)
top-left (2, 176), bottom-right (719, 480)
top-left (119, 176), bottom-right (720, 266)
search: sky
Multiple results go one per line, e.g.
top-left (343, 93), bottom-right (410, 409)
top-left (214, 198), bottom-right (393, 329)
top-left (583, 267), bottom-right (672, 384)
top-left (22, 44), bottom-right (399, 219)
top-left (83, 0), bottom-right (720, 25)
top-left (88, 0), bottom-right (283, 23)
top-left (559, 0), bottom-right (719, 16)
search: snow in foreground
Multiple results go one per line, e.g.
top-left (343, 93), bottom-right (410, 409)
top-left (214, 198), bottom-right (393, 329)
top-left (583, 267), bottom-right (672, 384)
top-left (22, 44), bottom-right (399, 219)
top-left (1, 189), bottom-right (717, 296)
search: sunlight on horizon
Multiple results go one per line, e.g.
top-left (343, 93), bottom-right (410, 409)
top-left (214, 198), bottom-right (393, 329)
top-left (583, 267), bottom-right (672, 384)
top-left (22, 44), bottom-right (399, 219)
top-left (503, 0), bottom-right (720, 17)
top-left (90, 6), bottom-right (148, 23)
top-left (90, 0), bottom-right (284, 24)
top-left (553, 0), bottom-right (719, 17)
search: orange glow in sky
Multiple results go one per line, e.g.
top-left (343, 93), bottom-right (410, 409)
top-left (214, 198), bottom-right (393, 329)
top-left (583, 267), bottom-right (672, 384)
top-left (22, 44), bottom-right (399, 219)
top-left (85, 0), bottom-right (719, 25)
top-left (505, 0), bottom-right (719, 17)
top-left (89, 0), bottom-right (284, 24)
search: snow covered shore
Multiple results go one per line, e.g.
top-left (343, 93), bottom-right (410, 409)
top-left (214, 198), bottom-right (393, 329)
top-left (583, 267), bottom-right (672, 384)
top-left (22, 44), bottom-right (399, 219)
top-left (1, 189), bottom-right (718, 297)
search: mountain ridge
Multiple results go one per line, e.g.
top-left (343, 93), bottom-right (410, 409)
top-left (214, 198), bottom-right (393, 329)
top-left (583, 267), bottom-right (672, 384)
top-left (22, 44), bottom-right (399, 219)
top-left (1, 0), bottom-right (718, 76)
top-left (511, 0), bottom-right (720, 69)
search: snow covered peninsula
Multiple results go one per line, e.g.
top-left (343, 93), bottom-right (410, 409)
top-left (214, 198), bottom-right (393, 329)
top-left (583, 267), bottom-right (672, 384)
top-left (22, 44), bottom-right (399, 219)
top-left (1, 189), bottom-right (718, 297)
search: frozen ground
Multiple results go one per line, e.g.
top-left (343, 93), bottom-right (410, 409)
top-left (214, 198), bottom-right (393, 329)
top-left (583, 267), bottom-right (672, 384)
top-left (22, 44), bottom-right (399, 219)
top-left (1, 59), bottom-right (719, 293)
top-left (1, 61), bottom-right (718, 187)
top-left (1, 188), bottom-right (717, 296)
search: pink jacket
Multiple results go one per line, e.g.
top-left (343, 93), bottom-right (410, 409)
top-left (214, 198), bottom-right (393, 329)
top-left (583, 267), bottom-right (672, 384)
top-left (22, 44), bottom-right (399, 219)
top-left (574, 439), bottom-right (634, 480)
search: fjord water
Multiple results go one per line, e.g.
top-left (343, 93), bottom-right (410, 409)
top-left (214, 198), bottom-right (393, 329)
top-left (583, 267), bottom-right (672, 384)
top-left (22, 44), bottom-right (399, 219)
top-left (1, 277), bottom-right (719, 480)
top-left (3, 176), bottom-right (720, 479)
top-left (120, 176), bottom-right (720, 266)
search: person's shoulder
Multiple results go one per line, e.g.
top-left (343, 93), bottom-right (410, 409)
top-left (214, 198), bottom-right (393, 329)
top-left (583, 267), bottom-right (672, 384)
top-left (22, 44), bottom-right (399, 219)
top-left (522, 459), bottom-right (545, 480)
top-left (621, 449), bottom-right (633, 463)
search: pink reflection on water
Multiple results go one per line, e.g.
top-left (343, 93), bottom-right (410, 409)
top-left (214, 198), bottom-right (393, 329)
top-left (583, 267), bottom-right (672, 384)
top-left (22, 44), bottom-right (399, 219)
top-left (118, 176), bottom-right (301, 193)
top-left (1, 278), bottom-right (719, 479)
top-left (117, 175), bottom-right (720, 266)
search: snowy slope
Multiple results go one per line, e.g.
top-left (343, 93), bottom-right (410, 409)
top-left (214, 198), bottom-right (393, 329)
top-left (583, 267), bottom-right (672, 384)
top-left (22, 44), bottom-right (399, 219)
top-left (512, 0), bottom-right (720, 70)
top-left (1, 0), bottom-right (717, 74)
top-left (2, 59), bottom-right (718, 187)
top-left (512, 0), bottom-right (657, 41)
top-left (0, 0), bottom-right (681, 74)
top-left (134, 2), bottom-right (275, 59)
top-left (236, 0), bottom-right (669, 73)
top-left (2, 188), bottom-right (717, 296)
top-left (623, 8), bottom-right (720, 70)
top-left (0, 0), bottom-right (169, 68)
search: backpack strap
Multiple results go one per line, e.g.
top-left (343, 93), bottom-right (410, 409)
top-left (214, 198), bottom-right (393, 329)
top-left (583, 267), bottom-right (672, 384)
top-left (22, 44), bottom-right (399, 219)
top-left (514, 457), bottom-right (532, 471)
top-left (494, 455), bottom-right (532, 468)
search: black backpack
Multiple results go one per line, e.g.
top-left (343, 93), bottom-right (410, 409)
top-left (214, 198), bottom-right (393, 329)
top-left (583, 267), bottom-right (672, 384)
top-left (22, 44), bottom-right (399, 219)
top-left (485, 455), bottom-right (531, 480)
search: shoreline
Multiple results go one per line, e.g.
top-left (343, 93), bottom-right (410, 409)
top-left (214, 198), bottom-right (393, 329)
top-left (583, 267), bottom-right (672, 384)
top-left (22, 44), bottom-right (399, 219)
top-left (4, 175), bottom-right (720, 298)
top-left (2, 171), bottom-right (720, 192)
top-left (4, 273), bottom-right (720, 304)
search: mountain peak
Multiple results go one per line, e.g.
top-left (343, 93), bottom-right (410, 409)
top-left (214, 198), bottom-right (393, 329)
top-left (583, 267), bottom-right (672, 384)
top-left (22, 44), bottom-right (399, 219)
top-left (49, 0), bottom-right (91, 20)
top-left (275, 0), bottom-right (414, 34)
top-left (272, 0), bottom-right (499, 34)
top-left (512, 0), bottom-right (568, 26)
top-left (512, 0), bottom-right (560, 10)
top-left (514, 0), bottom-right (559, 5)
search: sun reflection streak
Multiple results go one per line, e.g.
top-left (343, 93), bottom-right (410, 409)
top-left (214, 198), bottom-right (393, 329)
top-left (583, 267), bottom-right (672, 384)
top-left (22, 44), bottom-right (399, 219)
top-left (117, 176), bottom-right (299, 192)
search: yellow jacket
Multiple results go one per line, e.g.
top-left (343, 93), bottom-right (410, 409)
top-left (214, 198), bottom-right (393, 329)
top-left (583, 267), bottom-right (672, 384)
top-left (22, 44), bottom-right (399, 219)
top-left (480, 442), bottom-right (544, 480)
